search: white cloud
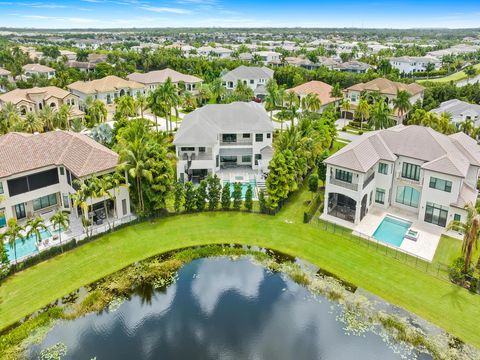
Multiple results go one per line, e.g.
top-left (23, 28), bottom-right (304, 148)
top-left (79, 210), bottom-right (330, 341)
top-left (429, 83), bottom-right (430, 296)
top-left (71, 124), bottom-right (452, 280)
top-left (140, 5), bottom-right (191, 14)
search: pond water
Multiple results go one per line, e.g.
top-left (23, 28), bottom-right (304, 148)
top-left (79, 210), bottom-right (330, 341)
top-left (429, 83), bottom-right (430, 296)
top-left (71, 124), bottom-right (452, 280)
top-left (28, 257), bottom-right (430, 360)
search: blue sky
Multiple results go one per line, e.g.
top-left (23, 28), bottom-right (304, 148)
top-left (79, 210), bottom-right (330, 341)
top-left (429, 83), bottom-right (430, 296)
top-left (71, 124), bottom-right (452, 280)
top-left (0, 0), bottom-right (479, 29)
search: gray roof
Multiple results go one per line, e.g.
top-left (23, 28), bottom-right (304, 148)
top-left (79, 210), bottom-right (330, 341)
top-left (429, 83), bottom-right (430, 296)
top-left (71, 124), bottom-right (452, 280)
top-left (221, 66), bottom-right (274, 82)
top-left (325, 125), bottom-right (480, 177)
top-left (173, 102), bottom-right (274, 146)
top-left (430, 99), bottom-right (480, 123)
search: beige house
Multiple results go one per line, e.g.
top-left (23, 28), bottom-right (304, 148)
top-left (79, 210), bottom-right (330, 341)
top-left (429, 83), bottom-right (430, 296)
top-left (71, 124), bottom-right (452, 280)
top-left (343, 78), bottom-right (425, 123)
top-left (68, 75), bottom-right (145, 106)
top-left (287, 80), bottom-right (341, 112)
top-left (127, 68), bottom-right (203, 95)
top-left (0, 86), bottom-right (84, 119)
top-left (22, 64), bottom-right (56, 80)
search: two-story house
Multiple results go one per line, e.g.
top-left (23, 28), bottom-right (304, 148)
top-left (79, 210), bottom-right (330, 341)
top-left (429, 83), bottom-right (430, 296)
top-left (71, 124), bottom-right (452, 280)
top-left (287, 80), bottom-right (342, 113)
top-left (0, 131), bottom-right (131, 230)
top-left (68, 75), bottom-right (145, 106)
top-left (173, 102), bottom-right (274, 183)
top-left (430, 99), bottom-right (480, 127)
top-left (389, 56), bottom-right (441, 74)
top-left (127, 68), bottom-right (203, 96)
top-left (323, 125), bottom-right (480, 229)
top-left (0, 86), bottom-right (84, 119)
top-left (343, 78), bottom-right (425, 123)
top-left (22, 64), bottom-right (56, 80)
top-left (221, 66), bottom-right (274, 99)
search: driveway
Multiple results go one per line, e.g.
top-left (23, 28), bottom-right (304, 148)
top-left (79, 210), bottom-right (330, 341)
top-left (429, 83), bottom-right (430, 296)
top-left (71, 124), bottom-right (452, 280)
top-left (456, 75), bottom-right (480, 87)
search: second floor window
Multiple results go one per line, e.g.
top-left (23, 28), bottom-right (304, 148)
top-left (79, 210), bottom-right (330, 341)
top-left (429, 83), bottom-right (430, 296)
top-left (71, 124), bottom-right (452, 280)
top-left (401, 162), bottom-right (420, 181)
top-left (0, 182), bottom-right (3, 194)
top-left (378, 163), bottom-right (388, 175)
top-left (335, 169), bottom-right (352, 183)
top-left (429, 177), bottom-right (452, 192)
top-left (222, 134), bottom-right (237, 143)
top-left (255, 134), bottom-right (263, 142)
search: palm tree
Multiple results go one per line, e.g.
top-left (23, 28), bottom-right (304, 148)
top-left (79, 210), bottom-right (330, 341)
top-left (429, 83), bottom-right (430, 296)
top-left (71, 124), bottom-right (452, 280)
top-left (393, 90), bottom-right (412, 122)
top-left (23, 112), bottom-right (43, 133)
top-left (136, 93), bottom-right (148, 119)
top-left (341, 99), bottom-right (351, 127)
top-left (330, 82), bottom-right (343, 99)
top-left (459, 118), bottom-right (475, 137)
top-left (95, 176), bottom-right (114, 230)
top-left (50, 210), bottom-right (70, 248)
top-left (407, 108), bottom-right (426, 125)
top-left (209, 78), bottom-right (225, 103)
top-left (38, 106), bottom-right (55, 132)
top-left (198, 83), bottom-right (213, 105)
top-left (71, 183), bottom-right (90, 237)
top-left (26, 217), bottom-right (48, 246)
top-left (233, 80), bottom-right (254, 102)
top-left (447, 203), bottom-right (480, 273)
top-left (0, 102), bottom-right (22, 134)
top-left (85, 97), bottom-right (107, 127)
top-left (301, 93), bottom-right (321, 113)
top-left (182, 91), bottom-right (197, 112)
top-left (437, 112), bottom-right (455, 134)
top-left (284, 90), bottom-right (299, 127)
top-left (147, 88), bottom-right (164, 132)
top-left (356, 98), bottom-right (370, 130)
top-left (115, 95), bottom-right (137, 120)
top-left (107, 172), bottom-right (124, 227)
top-left (5, 218), bottom-right (24, 265)
top-left (368, 101), bottom-right (394, 130)
top-left (422, 112), bottom-right (439, 130)
top-left (54, 104), bottom-right (72, 130)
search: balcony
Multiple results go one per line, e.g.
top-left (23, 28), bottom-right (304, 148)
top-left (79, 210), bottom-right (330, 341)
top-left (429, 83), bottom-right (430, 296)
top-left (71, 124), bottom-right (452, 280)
top-left (220, 139), bottom-right (253, 146)
top-left (329, 177), bottom-right (359, 191)
top-left (179, 152), bottom-right (213, 161)
top-left (363, 172), bottom-right (375, 189)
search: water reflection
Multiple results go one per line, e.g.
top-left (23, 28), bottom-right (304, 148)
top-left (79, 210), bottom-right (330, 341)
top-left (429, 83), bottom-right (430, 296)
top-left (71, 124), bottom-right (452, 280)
top-left (28, 257), bottom-right (426, 360)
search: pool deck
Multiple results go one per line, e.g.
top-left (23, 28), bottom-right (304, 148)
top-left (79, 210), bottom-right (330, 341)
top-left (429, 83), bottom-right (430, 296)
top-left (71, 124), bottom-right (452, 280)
top-left (322, 206), bottom-right (463, 262)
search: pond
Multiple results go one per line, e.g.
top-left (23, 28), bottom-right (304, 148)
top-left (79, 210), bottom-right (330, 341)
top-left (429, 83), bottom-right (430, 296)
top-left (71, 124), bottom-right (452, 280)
top-left (27, 257), bottom-right (430, 360)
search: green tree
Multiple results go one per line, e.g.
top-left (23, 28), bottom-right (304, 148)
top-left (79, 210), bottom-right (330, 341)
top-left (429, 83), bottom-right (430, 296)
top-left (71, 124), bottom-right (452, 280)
top-left (258, 189), bottom-right (267, 214)
top-left (266, 152), bottom-right (293, 210)
top-left (244, 184), bottom-right (253, 211)
top-left (393, 90), bottom-right (412, 121)
top-left (5, 218), bottom-right (24, 265)
top-left (316, 150), bottom-right (330, 184)
top-left (23, 112), bottom-right (43, 133)
top-left (115, 95), bottom-right (137, 120)
top-left (232, 182), bottom-right (243, 210)
top-left (207, 175), bottom-right (221, 210)
top-left (308, 173), bottom-right (319, 196)
top-left (221, 183), bottom-right (231, 210)
top-left (184, 181), bottom-right (196, 212)
top-left (195, 180), bottom-right (208, 211)
top-left (368, 100), bottom-right (394, 130)
top-left (356, 98), bottom-right (370, 130)
top-left (173, 181), bottom-right (185, 213)
top-left (301, 93), bottom-right (321, 113)
top-left (26, 217), bottom-right (48, 246)
top-left (464, 65), bottom-right (478, 80)
top-left (50, 210), bottom-right (70, 248)
top-left (330, 82), bottom-right (343, 99)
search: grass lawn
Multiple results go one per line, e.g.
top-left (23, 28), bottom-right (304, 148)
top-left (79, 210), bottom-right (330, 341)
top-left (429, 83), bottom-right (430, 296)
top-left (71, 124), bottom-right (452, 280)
top-left (418, 64), bottom-right (480, 84)
top-left (1, 188), bottom-right (480, 348)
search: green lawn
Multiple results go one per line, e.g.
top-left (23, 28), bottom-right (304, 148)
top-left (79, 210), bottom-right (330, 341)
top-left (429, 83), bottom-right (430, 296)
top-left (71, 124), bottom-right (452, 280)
top-left (418, 64), bottom-right (480, 84)
top-left (1, 191), bottom-right (480, 348)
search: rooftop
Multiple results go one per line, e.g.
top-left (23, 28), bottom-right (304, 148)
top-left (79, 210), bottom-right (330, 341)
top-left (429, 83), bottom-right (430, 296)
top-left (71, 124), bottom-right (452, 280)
top-left (346, 78), bottom-right (425, 96)
top-left (287, 80), bottom-right (340, 105)
top-left (0, 86), bottom-right (74, 105)
top-left (68, 75), bottom-right (144, 94)
top-left (22, 64), bottom-right (55, 73)
top-left (0, 131), bottom-right (119, 178)
top-left (221, 65), bottom-right (274, 82)
top-left (430, 99), bottom-right (480, 120)
top-left (127, 68), bottom-right (202, 85)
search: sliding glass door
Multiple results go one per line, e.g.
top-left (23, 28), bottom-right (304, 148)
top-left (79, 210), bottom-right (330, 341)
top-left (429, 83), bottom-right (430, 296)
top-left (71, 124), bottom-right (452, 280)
top-left (424, 202), bottom-right (448, 227)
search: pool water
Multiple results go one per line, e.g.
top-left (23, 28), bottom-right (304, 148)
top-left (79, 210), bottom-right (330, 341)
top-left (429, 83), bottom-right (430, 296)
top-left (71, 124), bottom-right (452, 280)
top-left (373, 216), bottom-right (412, 247)
top-left (223, 180), bottom-right (257, 199)
top-left (6, 227), bottom-right (57, 262)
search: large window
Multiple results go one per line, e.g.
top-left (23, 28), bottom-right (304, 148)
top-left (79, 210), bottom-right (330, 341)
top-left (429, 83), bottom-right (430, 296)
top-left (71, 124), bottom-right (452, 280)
top-left (378, 163), bottom-right (388, 175)
top-left (255, 133), bottom-right (263, 142)
top-left (424, 202), bottom-right (448, 227)
top-left (33, 193), bottom-right (58, 211)
top-left (242, 155), bottom-right (252, 163)
top-left (335, 169), bottom-right (352, 183)
top-left (222, 134), bottom-right (237, 143)
top-left (429, 177), bottom-right (452, 193)
top-left (7, 168), bottom-right (59, 197)
top-left (254, 154), bottom-right (262, 165)
top-left (395, 186), bottom-right (420, 208)
top-left (375, 188), bottom-right (385, 204)
top-left (401, 162), bottom-right (420, 181)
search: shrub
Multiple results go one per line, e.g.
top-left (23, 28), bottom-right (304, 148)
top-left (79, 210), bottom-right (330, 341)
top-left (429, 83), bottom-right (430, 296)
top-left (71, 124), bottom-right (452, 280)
top-left (308, 174), bottom-right (319, 193)
top-left (448, 257), bottom-right (475, 288)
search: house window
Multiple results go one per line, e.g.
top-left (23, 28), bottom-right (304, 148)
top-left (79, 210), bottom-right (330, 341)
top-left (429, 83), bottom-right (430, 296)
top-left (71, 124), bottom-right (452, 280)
top-left (266, 133), bottom-right (271, 139)
top-left (378, 163), bottom-right (388, 175)
top-left (181, 147), bottom-right (195, 151)
top-left (242, 133), bottom-right (251, 138)
top-left (63, 194), bottom-right (70, 208)
top-left (250, 79), bottom-right (254, 84)
top-left (424, 202), bottom-right (448, 227)
top-left (369, 190), bottom-right (373, 205)
top-left (33, 193), bottom-right (58, 211)
top-left (199, 147), bottom-right (206, 153)
top-left (255, 154), bottom-right (262, 165)
top-left (401, 162), bottom-right (420, 181)
top-left (0, 208), bottom-right (5, 228)
top-left (122, 199), bottom-right (127, 216)
top-left (429, 177), bottom-right (452, 193)
top-left (375, 188), bottom-right (385, 204)
top-left (454, 213), bottom-right (461, 222)
top-left (222, 134), bottom-right (237, 143)
top-left (255, 134), bottom-right (263, 142)
top-left (59, 167), bottom-right (65, 176)
top-left (242, 155), bottom-right (252, 163)
top-left (395, 186), bottom-right (420, 208)
top-left (216, 155), bottom-right (219, 167)
top-left (335, 169), bottom-right (352, 183)
top-left (0, 182), bottom-right (3, 194)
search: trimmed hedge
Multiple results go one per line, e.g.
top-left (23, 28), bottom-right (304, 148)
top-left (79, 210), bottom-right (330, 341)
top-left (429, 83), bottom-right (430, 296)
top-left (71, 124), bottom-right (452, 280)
top-left (303, 192), bottom-right (324, 223)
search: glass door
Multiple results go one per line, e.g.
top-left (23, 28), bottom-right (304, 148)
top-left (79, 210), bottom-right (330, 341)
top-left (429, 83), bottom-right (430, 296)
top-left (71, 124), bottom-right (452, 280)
top-left (15, 203), bottom-right (26, 219)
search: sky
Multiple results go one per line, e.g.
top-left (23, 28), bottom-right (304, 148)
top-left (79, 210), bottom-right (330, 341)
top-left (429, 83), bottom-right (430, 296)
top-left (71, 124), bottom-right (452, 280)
top-left (0, 0), bottom-right (479, 29)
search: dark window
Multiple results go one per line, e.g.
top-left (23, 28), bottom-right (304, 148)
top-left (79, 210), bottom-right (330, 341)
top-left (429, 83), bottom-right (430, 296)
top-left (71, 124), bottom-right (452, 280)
top-left (378, 163), bottom-right (388, 175)
top-left (250, 79), bottom-right (254, 84)
top-left (216, 155), bottom-right (219, 167)
top-left (266, 133), bottom-right (271, 139)
top-left (401, 162), bottom-right (420, 181)
top-left (33, 193), bottom-right (57, 211)
top-left (242, 155), bottom-right (252, 163)
top-left (429, 177), bottom-right (452, 192)
top-left (7, 177), bottom-right (29, 197)
top-left (255, 134), bottom-right (263, 142)
top-left (0, 182), bottom-right (3, 194)
top-left (255, 154), bottom-right (262, 165)
top-left (375, 188), bottom-right (385, 204)
top-left (181, 147), bottom-right (195, 151)
top-left (59, 167), bottom-right (65, 176)
top-left (27, 169), bottom-right (59, 192)
top-left (424, 202), bottom-right (448, 227)
top-left (199, 147), bottom-right (206, 153)
top-left (335, 169), bottom-right (352, 183)
top-left (122, 199), bottom-right (127, 216)
top-left (454, 213), bottom-right (461, 222)
top-left (222, 134), bottom-right (237, 143)
top-left (66, 169), bottom-right (72, 186)
top-left (242, 133), bottom-right (251, 138)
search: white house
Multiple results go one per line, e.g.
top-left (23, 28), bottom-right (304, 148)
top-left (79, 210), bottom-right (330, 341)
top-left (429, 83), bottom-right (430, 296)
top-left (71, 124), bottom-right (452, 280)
top-left (323, 125), bottom-right (480, 229)
top-left (0, 131), bottom-right (131, 230)
top-left (221, 66), bottom-right (274, 98)
top-left (68, 75), bottom-right (145, 106)
top-left (253, 51), bottom-right (281, 65)
top-left (173, 102), bottom-right (274, 183)
top-left (430, 99), bottom-right (480, 127)
top-left (127, 68), bottom-right (203, 95)
top-left (22, 64), bottom-right (56, 80)
top-left (389, 56), bottom-right (441, 74)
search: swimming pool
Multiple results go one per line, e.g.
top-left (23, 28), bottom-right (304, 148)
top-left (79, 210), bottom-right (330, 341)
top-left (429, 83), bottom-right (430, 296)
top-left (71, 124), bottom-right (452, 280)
top-left (5, 226), bottom-right (61, 262)
top-left (372, 216), bottom-right (412, 247)
top-left (223, 180), bottom-right (257, 199)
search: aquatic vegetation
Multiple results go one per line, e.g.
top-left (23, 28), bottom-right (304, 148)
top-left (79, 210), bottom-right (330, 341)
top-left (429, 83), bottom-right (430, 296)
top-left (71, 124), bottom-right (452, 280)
top-left (39, 343), bottom-right (67, 360)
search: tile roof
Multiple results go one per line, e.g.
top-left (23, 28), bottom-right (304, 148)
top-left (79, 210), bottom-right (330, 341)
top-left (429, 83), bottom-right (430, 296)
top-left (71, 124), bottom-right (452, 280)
top-left (430, 99), bottom-right (480, 121)
top-left (0, 131), bottom-right (119, 178)
top-left (221, 66), bottom-right (274, 82)
top-left (0, 67), bottom-right (11, 76)
top-left (22, 64), bottom-right (55, 73)
top-left (173, 102), bottom-right (274, 146)
top-left (127, 68), bottom-right (202, 85)
top-left (0, 86), bottom-right (72, 105)
top-left (346, 78), bottom-right (425, 96)
top-left (68, 75), bottom-right (144, 94)
top-left (287, 80), bottom-right (341, 106)
top-left (325, 125), bottom-right (480, 177)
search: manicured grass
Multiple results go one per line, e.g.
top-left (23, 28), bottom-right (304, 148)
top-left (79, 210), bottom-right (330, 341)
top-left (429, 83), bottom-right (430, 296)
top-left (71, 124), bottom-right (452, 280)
top-left (418, 64), bottom-right (480, 84)
top-left (1, 200), bottom-right (480, 348)
top-left (432, 235), bottom-right (463, 265)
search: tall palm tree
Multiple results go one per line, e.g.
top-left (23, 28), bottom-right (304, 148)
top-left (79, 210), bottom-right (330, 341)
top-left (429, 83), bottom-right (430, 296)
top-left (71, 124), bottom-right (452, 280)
top-left (115, 95), bottom-right (137, 119)
top-left (407, 108), bottom-right (426, 125)
top-left (182, 91), bottom-right (197, 111)
top-left (301, 93), bottom-right (321, 113)
top-left (368, 100), bottom-right (394, 130)
top-left (209, 78), bottom-right (225, 103)
top-left (0, 102), bottom-right (22, 134)
top-left (233, 80), bottom-right (254, 102)
top-left (50, 210), bottom-right (70, 248)
top-left (38, 106), bottom-right (55, 132)
top-left (5, 218), bottom-right (24, 265)
top-left (147, 88), bottom-right (164, 132)
top-left (136, 93), bottom-right (148, 119)
top-left (284, 90), bottom-right (299, 127)
top-left (54, 104), bottom-right (72, 130)
top-left (330, 82), bottom-right (343, 99)
top-left (459, 118), bottom-right (475, 137)
top-left (26, 216), bottom-right (48, 246)
top-left (85, 97), bottom-right (107, 127)
top-left (96, 176), bottom-right (114, 230)
top-left (341, 99), bottom-right (351, 127)
top-left (23, 112), bottom-right (43, 133)
top-left (356, 98), bottom-right (370, 130)
top-left (71, 183), bottom-right (90, 237)
top-left (393, 90), bottom-right (412, 122)
top-left (447, 203), bottom-right (480, 273)
top-left (437, 112), bottom-right (455, 134)
top-left (421, 112), bottom-right (439, 130)
top-left (107, 172), bottom-right (124, 227)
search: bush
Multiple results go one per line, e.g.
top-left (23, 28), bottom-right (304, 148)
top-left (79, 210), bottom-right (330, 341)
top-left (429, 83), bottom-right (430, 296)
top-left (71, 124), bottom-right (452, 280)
top-left (341, 126), bottom-right (347, 131)
top-left (303, 193), bottom-right (323, 223)
top-left (308, 174), bottom-right (319, 193)
top-left (358, 131), bottom-right (364, 135)
top-left (448, 257), bottom-right (475, 289)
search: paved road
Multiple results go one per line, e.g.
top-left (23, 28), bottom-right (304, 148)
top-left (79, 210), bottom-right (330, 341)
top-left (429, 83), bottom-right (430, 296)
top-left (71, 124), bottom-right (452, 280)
top-left (335, 119), bottom-right (360, 142)
top-left (456, 75), bottom-right (480, 87)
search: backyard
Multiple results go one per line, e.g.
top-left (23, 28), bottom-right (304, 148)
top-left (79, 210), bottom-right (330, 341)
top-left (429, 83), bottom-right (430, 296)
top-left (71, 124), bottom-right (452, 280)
top-left (0, 184), bottom-right (479, 349)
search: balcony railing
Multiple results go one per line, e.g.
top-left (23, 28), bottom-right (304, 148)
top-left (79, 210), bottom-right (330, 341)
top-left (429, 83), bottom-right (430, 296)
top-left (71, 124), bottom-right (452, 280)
top-left (363, 172), bottom-right (375, 189)
top-left (220, 139), bottom-right (253, 146)
top-left (179, 152), bottom-right (213, 161)
top-left (329, 177), bottom-right (359, 191)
